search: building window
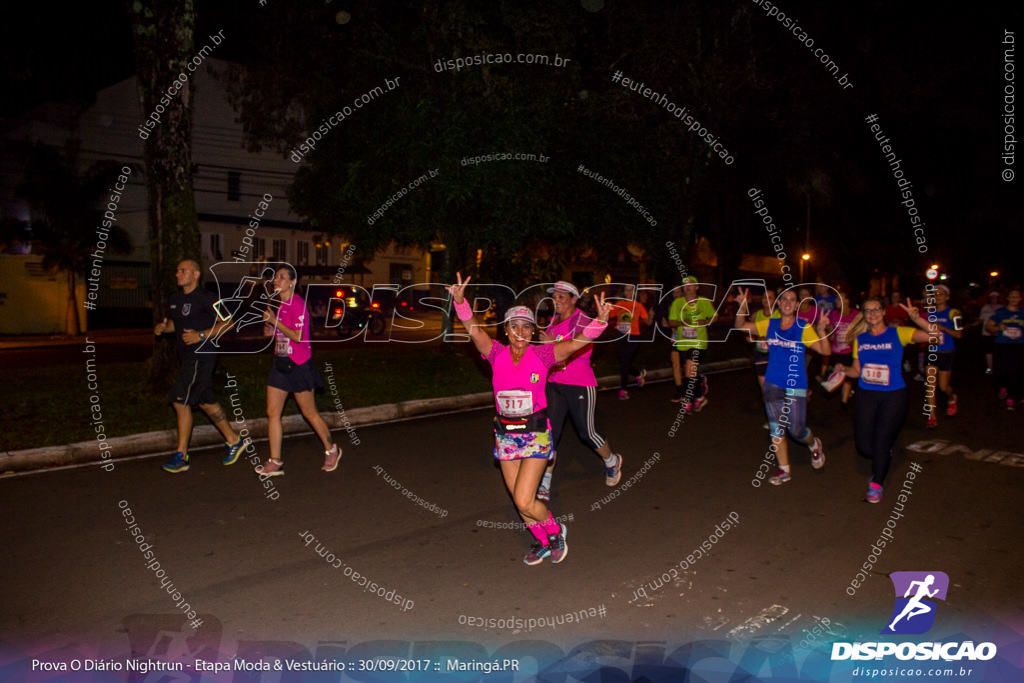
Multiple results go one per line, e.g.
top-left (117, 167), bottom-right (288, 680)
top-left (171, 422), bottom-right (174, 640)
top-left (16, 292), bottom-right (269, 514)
top-left (272, 238), bottom-right (287, 262)
top-left (297, 241), bottom-right (310, 266)
top-left (207, 234), bottom-right (223, 262)
top-left (316, 243), bottom-right (330, 266)
top-left (227, 171), bottom-right (241, 201)
top-left (255, 238), bottom-right (266, 260)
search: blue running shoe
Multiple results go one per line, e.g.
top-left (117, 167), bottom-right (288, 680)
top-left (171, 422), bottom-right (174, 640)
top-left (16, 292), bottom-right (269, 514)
top-left (163, 452), bottom-right (190, 473)
top-left (605, 453), bottom-right (623, 487)
top-left (223, 437), bottom-right (251, 465)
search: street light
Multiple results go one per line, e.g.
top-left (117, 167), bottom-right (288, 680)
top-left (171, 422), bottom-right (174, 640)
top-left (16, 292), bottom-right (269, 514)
top-left (800, 252), bottom-right (810, 282)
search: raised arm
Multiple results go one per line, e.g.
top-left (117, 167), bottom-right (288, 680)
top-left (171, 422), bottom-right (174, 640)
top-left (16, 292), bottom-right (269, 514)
top-left (552, 293), bottom-right (612, 362)
top-left (900, 302), bottom-right (941, 344)
top-left (448, 272), bottom-right (494, 357)
top-left (733, 287), bottom-right (759, 337)
top-left (809, 312), bottom-right (831, 356)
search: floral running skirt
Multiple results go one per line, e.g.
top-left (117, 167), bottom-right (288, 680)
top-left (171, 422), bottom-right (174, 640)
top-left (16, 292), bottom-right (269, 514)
top-left (493, 430), bottom-right (553, 461)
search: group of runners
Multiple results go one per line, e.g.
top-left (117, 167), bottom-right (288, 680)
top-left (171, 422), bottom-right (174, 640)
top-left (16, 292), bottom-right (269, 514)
top-left (156, 261), bottom-right (1020, 564)
top-left (156, 260), bottom-right (339, 477)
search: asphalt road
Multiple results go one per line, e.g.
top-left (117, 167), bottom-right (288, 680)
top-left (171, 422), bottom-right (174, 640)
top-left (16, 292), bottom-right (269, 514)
top-left (2, 361), bottom-right (1021, 681)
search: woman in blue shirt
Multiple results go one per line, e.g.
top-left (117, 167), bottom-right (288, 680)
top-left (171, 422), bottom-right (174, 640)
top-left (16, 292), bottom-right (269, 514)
top-left (837, 298), bottom-right (933, 503)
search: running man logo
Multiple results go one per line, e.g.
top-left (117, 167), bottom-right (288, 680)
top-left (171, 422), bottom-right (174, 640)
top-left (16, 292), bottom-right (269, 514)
top-left (881, 571), bottom-right (949, 635)
top-left (530, 373), bottom-right (539, 383)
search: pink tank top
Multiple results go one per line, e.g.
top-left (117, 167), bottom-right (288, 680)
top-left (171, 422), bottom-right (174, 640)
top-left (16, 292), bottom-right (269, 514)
top-left (484, 341), bottom-right (558, 416)
top-left (274, 294), bottom-right (312, 365)
top-left (545, 310), bottom-right (597, 386)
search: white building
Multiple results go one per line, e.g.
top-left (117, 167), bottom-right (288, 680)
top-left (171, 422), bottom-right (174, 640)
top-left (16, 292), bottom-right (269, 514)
top-left (0, 59), bottom-right (429, 333)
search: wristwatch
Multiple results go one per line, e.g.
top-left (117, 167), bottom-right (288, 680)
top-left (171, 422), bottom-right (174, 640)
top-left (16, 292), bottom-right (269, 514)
top-left (199, 331), bottom-right (207, 341)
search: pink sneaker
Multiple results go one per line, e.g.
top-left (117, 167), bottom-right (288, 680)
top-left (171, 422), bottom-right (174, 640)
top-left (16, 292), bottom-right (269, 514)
top-left (865, 482), bottom-right (883, 504)
top-left (322, 444), bottom-right (342, 472)
top-left (255, 459), bottom-right (284, 476)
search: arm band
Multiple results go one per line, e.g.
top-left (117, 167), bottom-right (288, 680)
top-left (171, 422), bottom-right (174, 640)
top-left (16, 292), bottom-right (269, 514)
top-left (454, 298), bottom-right (473, 321)
top-left (583, 319), bottom-right (608, 339)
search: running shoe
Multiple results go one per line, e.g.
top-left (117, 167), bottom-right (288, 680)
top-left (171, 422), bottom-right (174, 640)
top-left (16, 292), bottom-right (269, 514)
top-left (865, 482), bottom-right (884, 504)
top-left (926, 415), bottom-right (938, 429)
top-left (670, 395), bottom-right (685, 403)
top-left (617, 389), bottom-right (629, 401)
top-left (680, 401), bottom-right (693, 414)
top-left (605, 453), bottom-right (623, 487)
top-left (946, 394), bottom-right (958, 417)
top-left (222, 436), bottom-right (251, 466)
top-left (769, 468), bottom-right (791, 485)
top-left (693, 396), bottom-right (709, 413)
top-left (524, 542), bottom-right (550, 565)
top-left (636, 369), bottom-right (647, 388)
top-left (809, 437), bottom-right (825, 469)
top-left (999, 387), bottom-right (1008, 400)
top-left (1008, 399), bottom-right (1016, 412)
top-left (162, 451), bottom-right (190, 473)
top-left (548, 523), bottom-right (568, 564)
top-left (322, 444), bottom-right (342, 472)
top-left (255, 459), bottom-right (284, 476)
top-left (537, 483), bottom-right (551, 502)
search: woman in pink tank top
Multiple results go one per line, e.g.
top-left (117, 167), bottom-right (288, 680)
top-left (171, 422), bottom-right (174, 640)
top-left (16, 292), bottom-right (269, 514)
top-left (253, 265), bottom-right (340, 477)
top-left (449, 272), bottom-right (612, 567)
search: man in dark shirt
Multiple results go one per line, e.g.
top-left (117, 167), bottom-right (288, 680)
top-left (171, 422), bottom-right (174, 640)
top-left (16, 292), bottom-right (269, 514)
top-left (154, 259), bottom-right (250, 472)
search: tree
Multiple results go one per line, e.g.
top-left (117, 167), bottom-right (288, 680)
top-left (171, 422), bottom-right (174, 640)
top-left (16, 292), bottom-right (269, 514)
top-left (126, 0), bottom-right (201, 388)
top-left (15, 140), bottom-right (132, 335)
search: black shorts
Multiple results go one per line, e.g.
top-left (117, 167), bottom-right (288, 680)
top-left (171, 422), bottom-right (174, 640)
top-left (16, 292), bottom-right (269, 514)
top-left (831, 352), bottom-right (853, 367)
top-left (268, 358), bottom-right (324, 394)
top-left (926, 350), bottom-right (955, 372)
top-left (169, 355), bottom-right (217, 406)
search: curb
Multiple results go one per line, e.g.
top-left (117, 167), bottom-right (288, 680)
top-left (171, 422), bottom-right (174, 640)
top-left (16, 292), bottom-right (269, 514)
top-left (0, 358), bottom-right (750, 473)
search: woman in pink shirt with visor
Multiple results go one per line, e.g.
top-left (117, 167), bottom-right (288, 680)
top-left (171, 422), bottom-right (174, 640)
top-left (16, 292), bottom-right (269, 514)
top-left (449, 272), bottom-right (613, 566)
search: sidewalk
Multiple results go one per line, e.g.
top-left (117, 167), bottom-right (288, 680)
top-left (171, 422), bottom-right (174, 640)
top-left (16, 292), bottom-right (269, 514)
top-left (0, 358), bottom-right (751, 474)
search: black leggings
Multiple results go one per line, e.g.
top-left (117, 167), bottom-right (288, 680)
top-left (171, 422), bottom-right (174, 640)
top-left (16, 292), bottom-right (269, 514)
top-left (618, 336), bottom-right (642, 389)
top-left (673, 348), bottom-right (706, 400)
top-left (993, 344), bottom-right (1024, 398)
top-left (854, 387), bottom-right (907, 487)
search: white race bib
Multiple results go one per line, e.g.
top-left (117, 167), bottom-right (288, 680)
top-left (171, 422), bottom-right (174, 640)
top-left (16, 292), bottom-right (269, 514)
top-left (862, 363), bottom-right (890, 386)
top-left (1004, 326), bottom-right (1022, 340)
top-left (680, 327), bottom-right (698, 339)
top-left (275, 336), bottom-right (291, 356)
top-left (497, 390), bottom-right (533, 417)
top-left (617, 322), bottom-right (632, 334)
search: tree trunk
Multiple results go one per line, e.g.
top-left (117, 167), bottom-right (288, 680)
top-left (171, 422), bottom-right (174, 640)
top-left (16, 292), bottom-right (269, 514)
top-left (65, 269), bottom-right (81, 336)
top-left (127, 0), bottom-right (200, 391)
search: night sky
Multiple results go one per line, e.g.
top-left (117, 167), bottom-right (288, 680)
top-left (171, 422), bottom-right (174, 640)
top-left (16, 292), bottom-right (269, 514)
top-left (3, 1), bottom-right (1022, 292)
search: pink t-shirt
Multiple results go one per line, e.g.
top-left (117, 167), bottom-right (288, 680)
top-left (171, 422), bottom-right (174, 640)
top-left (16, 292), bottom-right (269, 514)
top-left (829, 310), bottom-right (858, 354)
top-left (545, 310), bottom-right (597, 386)
top-left (484, 340), bottom-right (558, 416)
top-left (274, 293), bottom-right (312, 365)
